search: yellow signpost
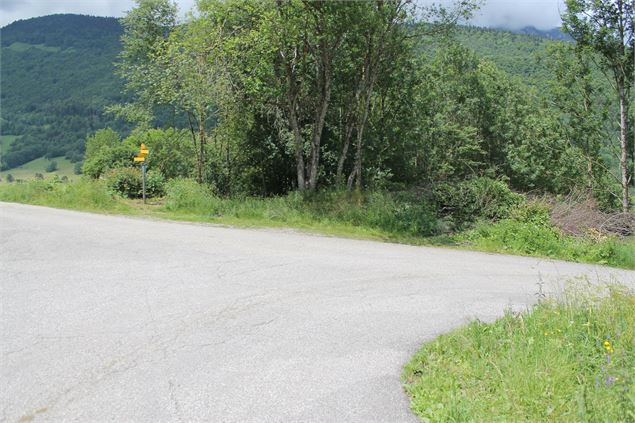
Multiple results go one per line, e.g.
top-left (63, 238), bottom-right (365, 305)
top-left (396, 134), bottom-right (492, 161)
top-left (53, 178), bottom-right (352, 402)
top-left (134, 144), bottom-right (149, 203)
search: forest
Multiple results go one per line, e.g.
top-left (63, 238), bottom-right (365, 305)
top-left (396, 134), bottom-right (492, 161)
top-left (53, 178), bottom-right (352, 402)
top-left (88, 0), bottom-right (633, 207)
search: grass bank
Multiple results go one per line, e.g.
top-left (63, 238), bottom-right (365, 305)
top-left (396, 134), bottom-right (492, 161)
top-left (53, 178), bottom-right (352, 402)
top-left (403, 283), bottom-right (635, 423)
top-left (0, 178), bottom-right (633, 269)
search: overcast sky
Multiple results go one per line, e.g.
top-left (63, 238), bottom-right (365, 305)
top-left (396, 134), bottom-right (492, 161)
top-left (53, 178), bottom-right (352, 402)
top-left (0, 0), bottom-right (566, 30)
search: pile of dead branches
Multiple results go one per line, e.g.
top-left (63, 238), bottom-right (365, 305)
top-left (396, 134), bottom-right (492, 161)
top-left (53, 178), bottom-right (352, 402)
top-left (549, 192), bottom-right (634, 237)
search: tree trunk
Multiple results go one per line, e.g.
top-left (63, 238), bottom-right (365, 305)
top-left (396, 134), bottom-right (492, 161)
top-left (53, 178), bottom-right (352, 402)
top-left (618, 79), bottom-right (630, 212)
top-left (308, 50), bottom-right (333, 191)
top-left (187, 112), bottom-right (202, 184)
top-left (284, 60), bottom-right (306, 191)
top-left (347, 58), bottom-right (377, 192)
top-left (198, 110), bottom-right (206, 185)
top-left (336, 120), bottom-right (355, 186)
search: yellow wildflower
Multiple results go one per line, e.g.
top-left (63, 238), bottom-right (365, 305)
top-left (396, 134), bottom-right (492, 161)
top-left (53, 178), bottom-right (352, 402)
top-left (603, 340), bottom-right (614, 354)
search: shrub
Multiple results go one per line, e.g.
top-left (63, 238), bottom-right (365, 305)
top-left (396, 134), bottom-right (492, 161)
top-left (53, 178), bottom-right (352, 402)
top-left (105, 167), bottom-right (142, 198)
top-left (145, 170), bottom-right (166, 197)
top-left (6, 174), bottom-right (14, 183)
top-left (433, 177), bottom-right (524, 229)
top-left (34, 173), bottom-right (44, 180)
top-left (459, 202), bottom-right (635, 268)
top-left (73, 162), bottom-right (83, 175)
top-left (45, 160), bottom-right (58, 172)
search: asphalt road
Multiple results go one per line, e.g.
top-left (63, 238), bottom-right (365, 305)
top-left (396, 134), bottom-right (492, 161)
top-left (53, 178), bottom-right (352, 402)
top-left (1, 202), bottom-right (633, 423)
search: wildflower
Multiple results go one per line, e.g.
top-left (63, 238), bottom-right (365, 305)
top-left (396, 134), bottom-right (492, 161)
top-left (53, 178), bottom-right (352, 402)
top-left (603, 340), bottom-right (614, 354)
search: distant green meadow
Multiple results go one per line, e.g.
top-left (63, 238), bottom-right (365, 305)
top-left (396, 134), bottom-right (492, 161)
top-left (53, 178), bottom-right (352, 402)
top-left (0, 155), bottom-right (76, 182)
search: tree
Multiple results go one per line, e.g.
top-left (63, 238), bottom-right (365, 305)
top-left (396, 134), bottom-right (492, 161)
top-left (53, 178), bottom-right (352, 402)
top-left (113, 0), bottom-right (178, 125)
top-left (45, 161), bottom-right (58, 173)
top-left (562, 0), bottom-right (634, 212)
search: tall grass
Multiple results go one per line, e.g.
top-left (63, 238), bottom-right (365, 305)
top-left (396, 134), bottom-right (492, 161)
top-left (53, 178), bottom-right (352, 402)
top-left (403, 283), bottom-right (635, 423)
top-left (1, 178), bottom-right (632, 268)
top-left (162, 178), bottom-right (438, 237)
top-left (457, 203), bottom-right (635, 269)
top-left (0, 178), bottom-right (131, 213)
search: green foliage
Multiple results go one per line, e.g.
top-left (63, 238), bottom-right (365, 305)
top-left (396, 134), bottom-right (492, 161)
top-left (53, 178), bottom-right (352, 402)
top-left (404, 284), bottom-right (635, 422)
top-left (125, 128), bottom-right (195, 179)
top-left (458, 203), bottom-right (635, 268)
top-left (433, 177), bottom-right (524, 229)
top-left (145, 170), bottom-right (166, 197)
top-left (82, 128), bottom-right (136, 179)
top-left (6, 174), bottom-right (14, 183)
top-left (165, 180), bottom-right (439, 236)
top-left (105, 167), bottom-right (166, 198)
top-left (0, 178), bottom-right (130, 212)
top-left (105, 167), bottom-right (142, 198)
top-left (164, 178), bottom-right (217, 213)
top-left (73, 162), bottom-right (83, 175)
top-left (0, 15), bottom-right (130, 169)
top-left (45, 160), bottom-right (58, 172)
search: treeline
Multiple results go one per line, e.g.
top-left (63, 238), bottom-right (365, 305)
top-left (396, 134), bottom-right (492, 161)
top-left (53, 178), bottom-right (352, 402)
top-left (86, 0), bottom-right (632, 213)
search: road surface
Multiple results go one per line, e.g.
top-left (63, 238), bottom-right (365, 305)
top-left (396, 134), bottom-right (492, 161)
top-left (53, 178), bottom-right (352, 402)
top-left (1, 202), bottom-right (633, 422)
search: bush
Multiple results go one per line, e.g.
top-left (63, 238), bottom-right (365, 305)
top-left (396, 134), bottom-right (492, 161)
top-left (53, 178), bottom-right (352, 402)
top-left (105, 167), bottom-right (166, 199)
top-left (459, 202), bottom-right (635, 269)
top-left (145, 170), bottom-right (166, 197)
top-left (6, 174), bottom-right (14, 183)
top-left (73, 162), bottom-right (83, 175)
top-left (433, 177), bottom-right (524, 229)
top-left (105, 167), bottom-right (142, 198)
top-left (45, 160), bottom-right (58, 172)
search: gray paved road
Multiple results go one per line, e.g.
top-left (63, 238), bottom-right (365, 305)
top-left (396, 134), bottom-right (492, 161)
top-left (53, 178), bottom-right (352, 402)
top-left (1, 202), bottom-right (633, 423)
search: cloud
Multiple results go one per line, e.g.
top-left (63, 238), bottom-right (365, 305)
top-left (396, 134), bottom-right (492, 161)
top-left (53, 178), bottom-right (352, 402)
top-left (469, 0), bottom-right (566, 30)
top-left (0, 0), bottom-right (30, 13)
top-left (0, 0), bottom-right (197, 27)
top-left (1, 0), bottom-right (564, 30)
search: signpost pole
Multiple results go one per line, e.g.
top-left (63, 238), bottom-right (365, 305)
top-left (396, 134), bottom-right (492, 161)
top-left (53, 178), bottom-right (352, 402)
top-left (142, 163), bottom-right (146, 204)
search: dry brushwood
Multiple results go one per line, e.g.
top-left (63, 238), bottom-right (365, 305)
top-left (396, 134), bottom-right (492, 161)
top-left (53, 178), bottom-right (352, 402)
top-left (549, 192), bottom-right (634, 237)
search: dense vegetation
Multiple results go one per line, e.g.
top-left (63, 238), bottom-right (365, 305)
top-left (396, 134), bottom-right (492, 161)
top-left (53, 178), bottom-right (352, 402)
top-left (403, 283), bottom-right (635, 422)
top-left (0, 14), bottom-right (129, 168)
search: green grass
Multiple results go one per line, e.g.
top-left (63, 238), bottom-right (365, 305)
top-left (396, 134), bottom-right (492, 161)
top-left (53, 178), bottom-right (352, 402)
top-left (0, 156), bottom-right (76, 182)
top-left (403, 283), bottom-right (635, 423)
top-left (5, 42), bottom-right (61, 53)
top-left (0, 178), bottom-right (632, 269)
top-left (455, 219), bottom-right (635, 270)
top-left (0, 179), bottom-right (132, 214)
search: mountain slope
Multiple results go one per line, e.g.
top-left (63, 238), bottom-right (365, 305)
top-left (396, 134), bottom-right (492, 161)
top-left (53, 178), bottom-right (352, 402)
top-left (0, 14), bottom-right (128, 169)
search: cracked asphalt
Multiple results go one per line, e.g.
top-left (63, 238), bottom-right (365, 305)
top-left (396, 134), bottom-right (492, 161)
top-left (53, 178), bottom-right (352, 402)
top-left (1, 202), bottom-right (633, 422)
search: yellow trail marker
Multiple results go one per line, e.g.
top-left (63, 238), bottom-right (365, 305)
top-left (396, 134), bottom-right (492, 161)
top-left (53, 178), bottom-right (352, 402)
top-left (134, 156), bottom-right (145, 162)
top-left (140, 149), bottom-right (149, 155)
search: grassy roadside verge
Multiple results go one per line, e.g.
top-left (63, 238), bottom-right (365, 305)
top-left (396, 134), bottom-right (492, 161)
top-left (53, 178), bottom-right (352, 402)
top-left (0, 178), bottom-right (633, 269)
top-left (402, 283), bottom-right (635, 423)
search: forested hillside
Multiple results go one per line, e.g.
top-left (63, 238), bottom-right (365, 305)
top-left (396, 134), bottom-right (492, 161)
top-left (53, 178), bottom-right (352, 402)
top-left (0, 14), bottom-right (129, 169)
